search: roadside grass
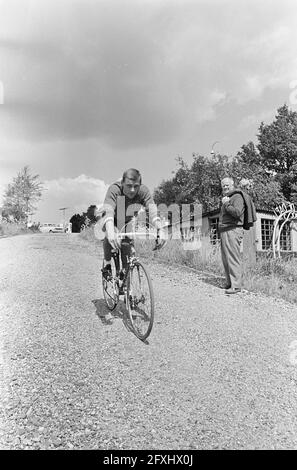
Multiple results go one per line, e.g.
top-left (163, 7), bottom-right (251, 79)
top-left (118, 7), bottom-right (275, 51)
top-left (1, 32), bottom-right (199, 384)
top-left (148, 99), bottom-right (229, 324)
top-left (0, 222), bottom-right (27, 237)
top-left (0, 222), bottom-right (40, 237)
top-left (79, 226), bottom-right (99, 243)
top-left (243, 255), bottom-right (297, 304)
top-left (80, 226), bottom-right (297, 304)
top-left (136, 236), bottom-right (224, 275)
top-left (139, 237), bottom-right (297, 304)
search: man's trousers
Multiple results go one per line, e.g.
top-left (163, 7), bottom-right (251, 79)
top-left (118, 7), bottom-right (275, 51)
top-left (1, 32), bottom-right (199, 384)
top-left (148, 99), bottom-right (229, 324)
top-left (220, 227), bottom-right (244, 289)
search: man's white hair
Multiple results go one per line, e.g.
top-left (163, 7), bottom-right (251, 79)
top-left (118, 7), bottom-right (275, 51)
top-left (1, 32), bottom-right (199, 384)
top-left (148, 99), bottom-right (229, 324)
top-left (221, 177), bottom-right (234, 185)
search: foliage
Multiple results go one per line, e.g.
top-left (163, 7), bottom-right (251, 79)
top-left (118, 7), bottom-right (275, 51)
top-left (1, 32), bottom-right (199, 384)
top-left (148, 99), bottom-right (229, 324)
top-left (154, 154), bottom-right (229, 211)
top-left (69, 204), bottom-right (98, 232)
top-left (153, 105), bottom-right (296, 212)
top-left (187, 153), bottom-right (229, 211)
top-left (0, 221), bottom-right (29, 237)
top-left (2, 166), bottom-right (43, 223)
top-left (153, 157), bottom-right (192, 206)
top-left (230, 142), bottom-right (285, 210)
top-left (257, 104), bottom-right (297, 201)
top-left (85, 205), bottom-right (97, 225)
top-left (70, 213), bottom-right (86, 232)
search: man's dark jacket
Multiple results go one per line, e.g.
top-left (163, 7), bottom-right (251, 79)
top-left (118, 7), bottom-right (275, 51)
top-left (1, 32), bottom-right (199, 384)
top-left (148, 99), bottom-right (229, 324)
top-left (219, 189), bottom-right (257, 233)
top-left (230, 189), bottom-right (257, 230)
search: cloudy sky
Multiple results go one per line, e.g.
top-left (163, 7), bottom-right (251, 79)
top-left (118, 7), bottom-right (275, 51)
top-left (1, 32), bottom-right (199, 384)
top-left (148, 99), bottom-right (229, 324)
top-left (1, 0), bottom-right (297, 223)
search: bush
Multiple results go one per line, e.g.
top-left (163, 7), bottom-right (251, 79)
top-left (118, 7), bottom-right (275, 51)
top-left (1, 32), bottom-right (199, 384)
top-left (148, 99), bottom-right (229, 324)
top-left (0, 221), bottom-right (28, 237)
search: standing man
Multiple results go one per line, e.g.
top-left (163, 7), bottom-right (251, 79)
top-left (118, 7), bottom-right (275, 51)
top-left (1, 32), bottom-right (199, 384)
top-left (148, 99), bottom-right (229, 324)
top-left (219, 177), bottom-right (245, 294)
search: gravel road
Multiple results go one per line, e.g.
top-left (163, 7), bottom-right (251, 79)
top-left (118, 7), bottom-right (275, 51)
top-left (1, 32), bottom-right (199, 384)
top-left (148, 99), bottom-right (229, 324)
top-left (1, 232), bottom-right (297, 450)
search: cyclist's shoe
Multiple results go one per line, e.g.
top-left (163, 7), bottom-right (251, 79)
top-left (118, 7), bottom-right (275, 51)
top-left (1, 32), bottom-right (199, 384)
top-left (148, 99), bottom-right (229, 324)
top-left (102, 264), bottom-right (112, 281)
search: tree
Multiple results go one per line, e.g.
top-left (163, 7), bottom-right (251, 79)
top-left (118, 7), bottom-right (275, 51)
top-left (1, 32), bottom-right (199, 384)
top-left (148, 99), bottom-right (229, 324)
top-left (2, 166), bottom-right (44, 223)
top-left (85, 205), bottom-right (97, 225)
top-left (230, 142), bottom-right (285, 210)
top-left (187, 153), bottom-right (229, 211)
top-left (257, 104), bottom-right (297, 201)
top-left (154, 103), bottom-right (297, 214)
top-left (153, 158), bottom-right (193, 206)
top-left (69, 204), bottom-right (98, 232)
top-left (154, 154), bottom-right (230, 211)
top-left (153, 144), bottom-right (286, 214)
top-left (70, 213), bottom-right (86, 233)
top-left (153, 179), bottom-right (179, 206)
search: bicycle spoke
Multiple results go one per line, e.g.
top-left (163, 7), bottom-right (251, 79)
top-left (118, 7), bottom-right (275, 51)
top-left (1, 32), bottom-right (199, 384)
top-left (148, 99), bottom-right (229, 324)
top-left (127, 262), bottom-right (154, 340)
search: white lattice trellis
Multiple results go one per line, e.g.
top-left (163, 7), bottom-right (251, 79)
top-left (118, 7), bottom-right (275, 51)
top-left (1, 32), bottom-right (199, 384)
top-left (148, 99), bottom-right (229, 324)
top-left (272, 202), bottom-right (297, 258)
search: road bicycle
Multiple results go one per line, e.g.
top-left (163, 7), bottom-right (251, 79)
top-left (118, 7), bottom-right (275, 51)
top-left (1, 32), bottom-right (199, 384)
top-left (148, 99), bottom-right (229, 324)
top-left (101, 229), bottom-right (164, 341)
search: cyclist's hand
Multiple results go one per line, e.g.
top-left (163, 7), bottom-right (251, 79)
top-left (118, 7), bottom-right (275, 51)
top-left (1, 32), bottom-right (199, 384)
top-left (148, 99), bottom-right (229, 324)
top-left (153, 228), bottom-right (167, 251)
top-left (158, 228), bottom-right (167, 241)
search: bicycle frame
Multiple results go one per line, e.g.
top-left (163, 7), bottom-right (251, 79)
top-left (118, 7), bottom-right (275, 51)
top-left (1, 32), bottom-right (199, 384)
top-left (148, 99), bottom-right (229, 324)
top-left (111, 238), bottom-right (138, 297)
top-left (102, 229), bottom-right (157, 341)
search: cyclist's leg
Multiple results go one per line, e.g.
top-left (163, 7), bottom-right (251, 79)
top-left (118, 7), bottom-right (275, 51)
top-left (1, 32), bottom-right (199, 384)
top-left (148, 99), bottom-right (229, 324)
top-left (120, 237), bottom-right (134, 271)
top-left (103, 237), bottom-right (113, 263)
top-left (102, 237), bottom-right (113, 278)
top-left (102, 237), bottom-right (119, 310)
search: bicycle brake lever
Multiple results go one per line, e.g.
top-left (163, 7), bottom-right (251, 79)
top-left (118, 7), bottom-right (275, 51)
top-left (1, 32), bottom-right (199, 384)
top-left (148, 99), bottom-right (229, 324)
top-left (152, 238), bottom-right (159, 251)
top-left (153, 236), bottom-right (166, 251)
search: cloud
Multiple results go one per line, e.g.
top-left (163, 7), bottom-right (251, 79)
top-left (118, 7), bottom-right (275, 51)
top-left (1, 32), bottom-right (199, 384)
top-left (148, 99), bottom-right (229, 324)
top-left (0, 159), bottom-right (20, 170)
top-left (0, 0), bottom-right (183, 147)
top-left (34, 174), bottom-right (109, 223)
top-left (1, 0), bottom-right (297, 149)
top-left (239, 110), bottom-right (276, 131)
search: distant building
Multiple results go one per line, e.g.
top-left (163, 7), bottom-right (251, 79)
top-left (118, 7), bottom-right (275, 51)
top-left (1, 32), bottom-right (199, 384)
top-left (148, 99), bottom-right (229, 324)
top-left (201, 208), bottom-right (297, 253)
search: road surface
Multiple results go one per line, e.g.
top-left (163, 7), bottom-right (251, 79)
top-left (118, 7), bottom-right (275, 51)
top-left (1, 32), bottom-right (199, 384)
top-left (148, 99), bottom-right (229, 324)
top-left (1, 233), bottom-right (297, 450)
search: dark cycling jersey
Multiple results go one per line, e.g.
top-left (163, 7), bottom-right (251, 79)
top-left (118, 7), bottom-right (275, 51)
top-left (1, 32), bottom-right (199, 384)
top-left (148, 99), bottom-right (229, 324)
top-left (103, 181), bottom-right (160, 231)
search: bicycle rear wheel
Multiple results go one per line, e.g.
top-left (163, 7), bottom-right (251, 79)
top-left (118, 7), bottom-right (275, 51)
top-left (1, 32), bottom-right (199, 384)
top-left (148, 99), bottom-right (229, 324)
top-left (126, 261), bottom-right (154, 341)
top-left (102, 258), bottom-right (119, 311)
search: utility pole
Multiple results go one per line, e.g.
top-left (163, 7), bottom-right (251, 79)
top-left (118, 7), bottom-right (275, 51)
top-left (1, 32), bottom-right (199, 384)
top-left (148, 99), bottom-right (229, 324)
top-left (59, 207), bottom-right (70, 228)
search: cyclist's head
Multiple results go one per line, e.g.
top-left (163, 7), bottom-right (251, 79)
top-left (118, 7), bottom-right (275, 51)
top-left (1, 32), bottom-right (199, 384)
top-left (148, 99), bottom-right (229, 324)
top-left (122, 168), bottom-right (142, 199)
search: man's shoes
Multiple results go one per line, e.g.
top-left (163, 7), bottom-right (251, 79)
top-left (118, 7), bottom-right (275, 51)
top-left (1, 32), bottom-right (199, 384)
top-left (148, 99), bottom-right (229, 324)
top-left (221, 283), bottom-right (231, 289)
top-left (225, 287), bottom-right (241, 294)
top-left (102, 264), bottom-right (112, 281)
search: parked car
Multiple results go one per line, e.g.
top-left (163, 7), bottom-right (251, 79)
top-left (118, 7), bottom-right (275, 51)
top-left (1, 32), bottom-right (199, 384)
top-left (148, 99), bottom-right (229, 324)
top-left (39, 223), bottom-right (64, 233)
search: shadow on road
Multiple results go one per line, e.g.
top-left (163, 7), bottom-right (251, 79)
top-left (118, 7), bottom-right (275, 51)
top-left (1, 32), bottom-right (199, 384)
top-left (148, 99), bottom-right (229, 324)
top-left (91, 298), bottom-right (150, 344)
top-left (92, 299), bottom-right (115, 325)
top-left (92, 298), bottom-right (134, 332)
top-left (195, 273), bottom-right (225, 289)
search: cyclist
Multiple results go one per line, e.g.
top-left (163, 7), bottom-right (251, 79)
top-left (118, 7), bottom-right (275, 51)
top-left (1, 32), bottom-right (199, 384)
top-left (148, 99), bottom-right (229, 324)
top-left (100, 168), bottom-right (165, 282)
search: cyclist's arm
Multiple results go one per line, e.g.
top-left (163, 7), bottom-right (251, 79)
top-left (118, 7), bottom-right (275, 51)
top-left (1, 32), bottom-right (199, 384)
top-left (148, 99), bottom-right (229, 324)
top-left (140, 185), bottom-right (164, 234)
top-left (104, 218), bottom-right (121, 250)
top-left (105, 218), bottom-right (114, 236)
top-left (103, 185), bottom-right (121, 249)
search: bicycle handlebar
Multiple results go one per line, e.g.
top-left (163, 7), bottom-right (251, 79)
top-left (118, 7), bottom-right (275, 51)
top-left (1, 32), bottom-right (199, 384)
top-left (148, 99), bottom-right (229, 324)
top-left (114, 230), bottom-right (166, 251)
top-left (117, 232), bottom-right (156, 239)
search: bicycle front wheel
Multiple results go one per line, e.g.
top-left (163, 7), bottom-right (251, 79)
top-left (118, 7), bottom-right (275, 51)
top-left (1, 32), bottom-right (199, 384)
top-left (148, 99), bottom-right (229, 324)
top-left (126, 261), bottom-right (154, 341)
top-left (102, 258), bottom-right (119, 311)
